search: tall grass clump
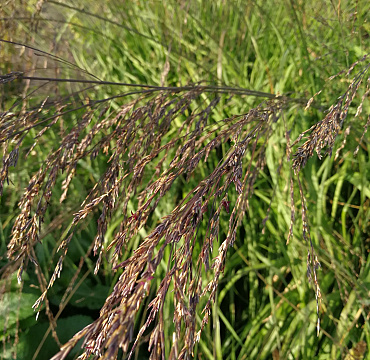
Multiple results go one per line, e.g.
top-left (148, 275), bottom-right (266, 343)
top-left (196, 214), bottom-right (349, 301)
top-left (0, 1), bottom-right (369, 359)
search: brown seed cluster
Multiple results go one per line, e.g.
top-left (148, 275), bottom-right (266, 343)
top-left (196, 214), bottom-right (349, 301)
top-left (293, 57), bottom-right (370, 172)
top-left (290, 56), bottom-right (370, 336)
top-left (1, 82), bottom-right (289, 359)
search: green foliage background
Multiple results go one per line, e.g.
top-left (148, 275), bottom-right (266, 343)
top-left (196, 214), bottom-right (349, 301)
top-left (0, 0), bottom-right (369, 359)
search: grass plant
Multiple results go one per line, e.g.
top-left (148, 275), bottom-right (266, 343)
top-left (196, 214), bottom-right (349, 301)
top-left (0, 1), bottom-right (369, 359)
